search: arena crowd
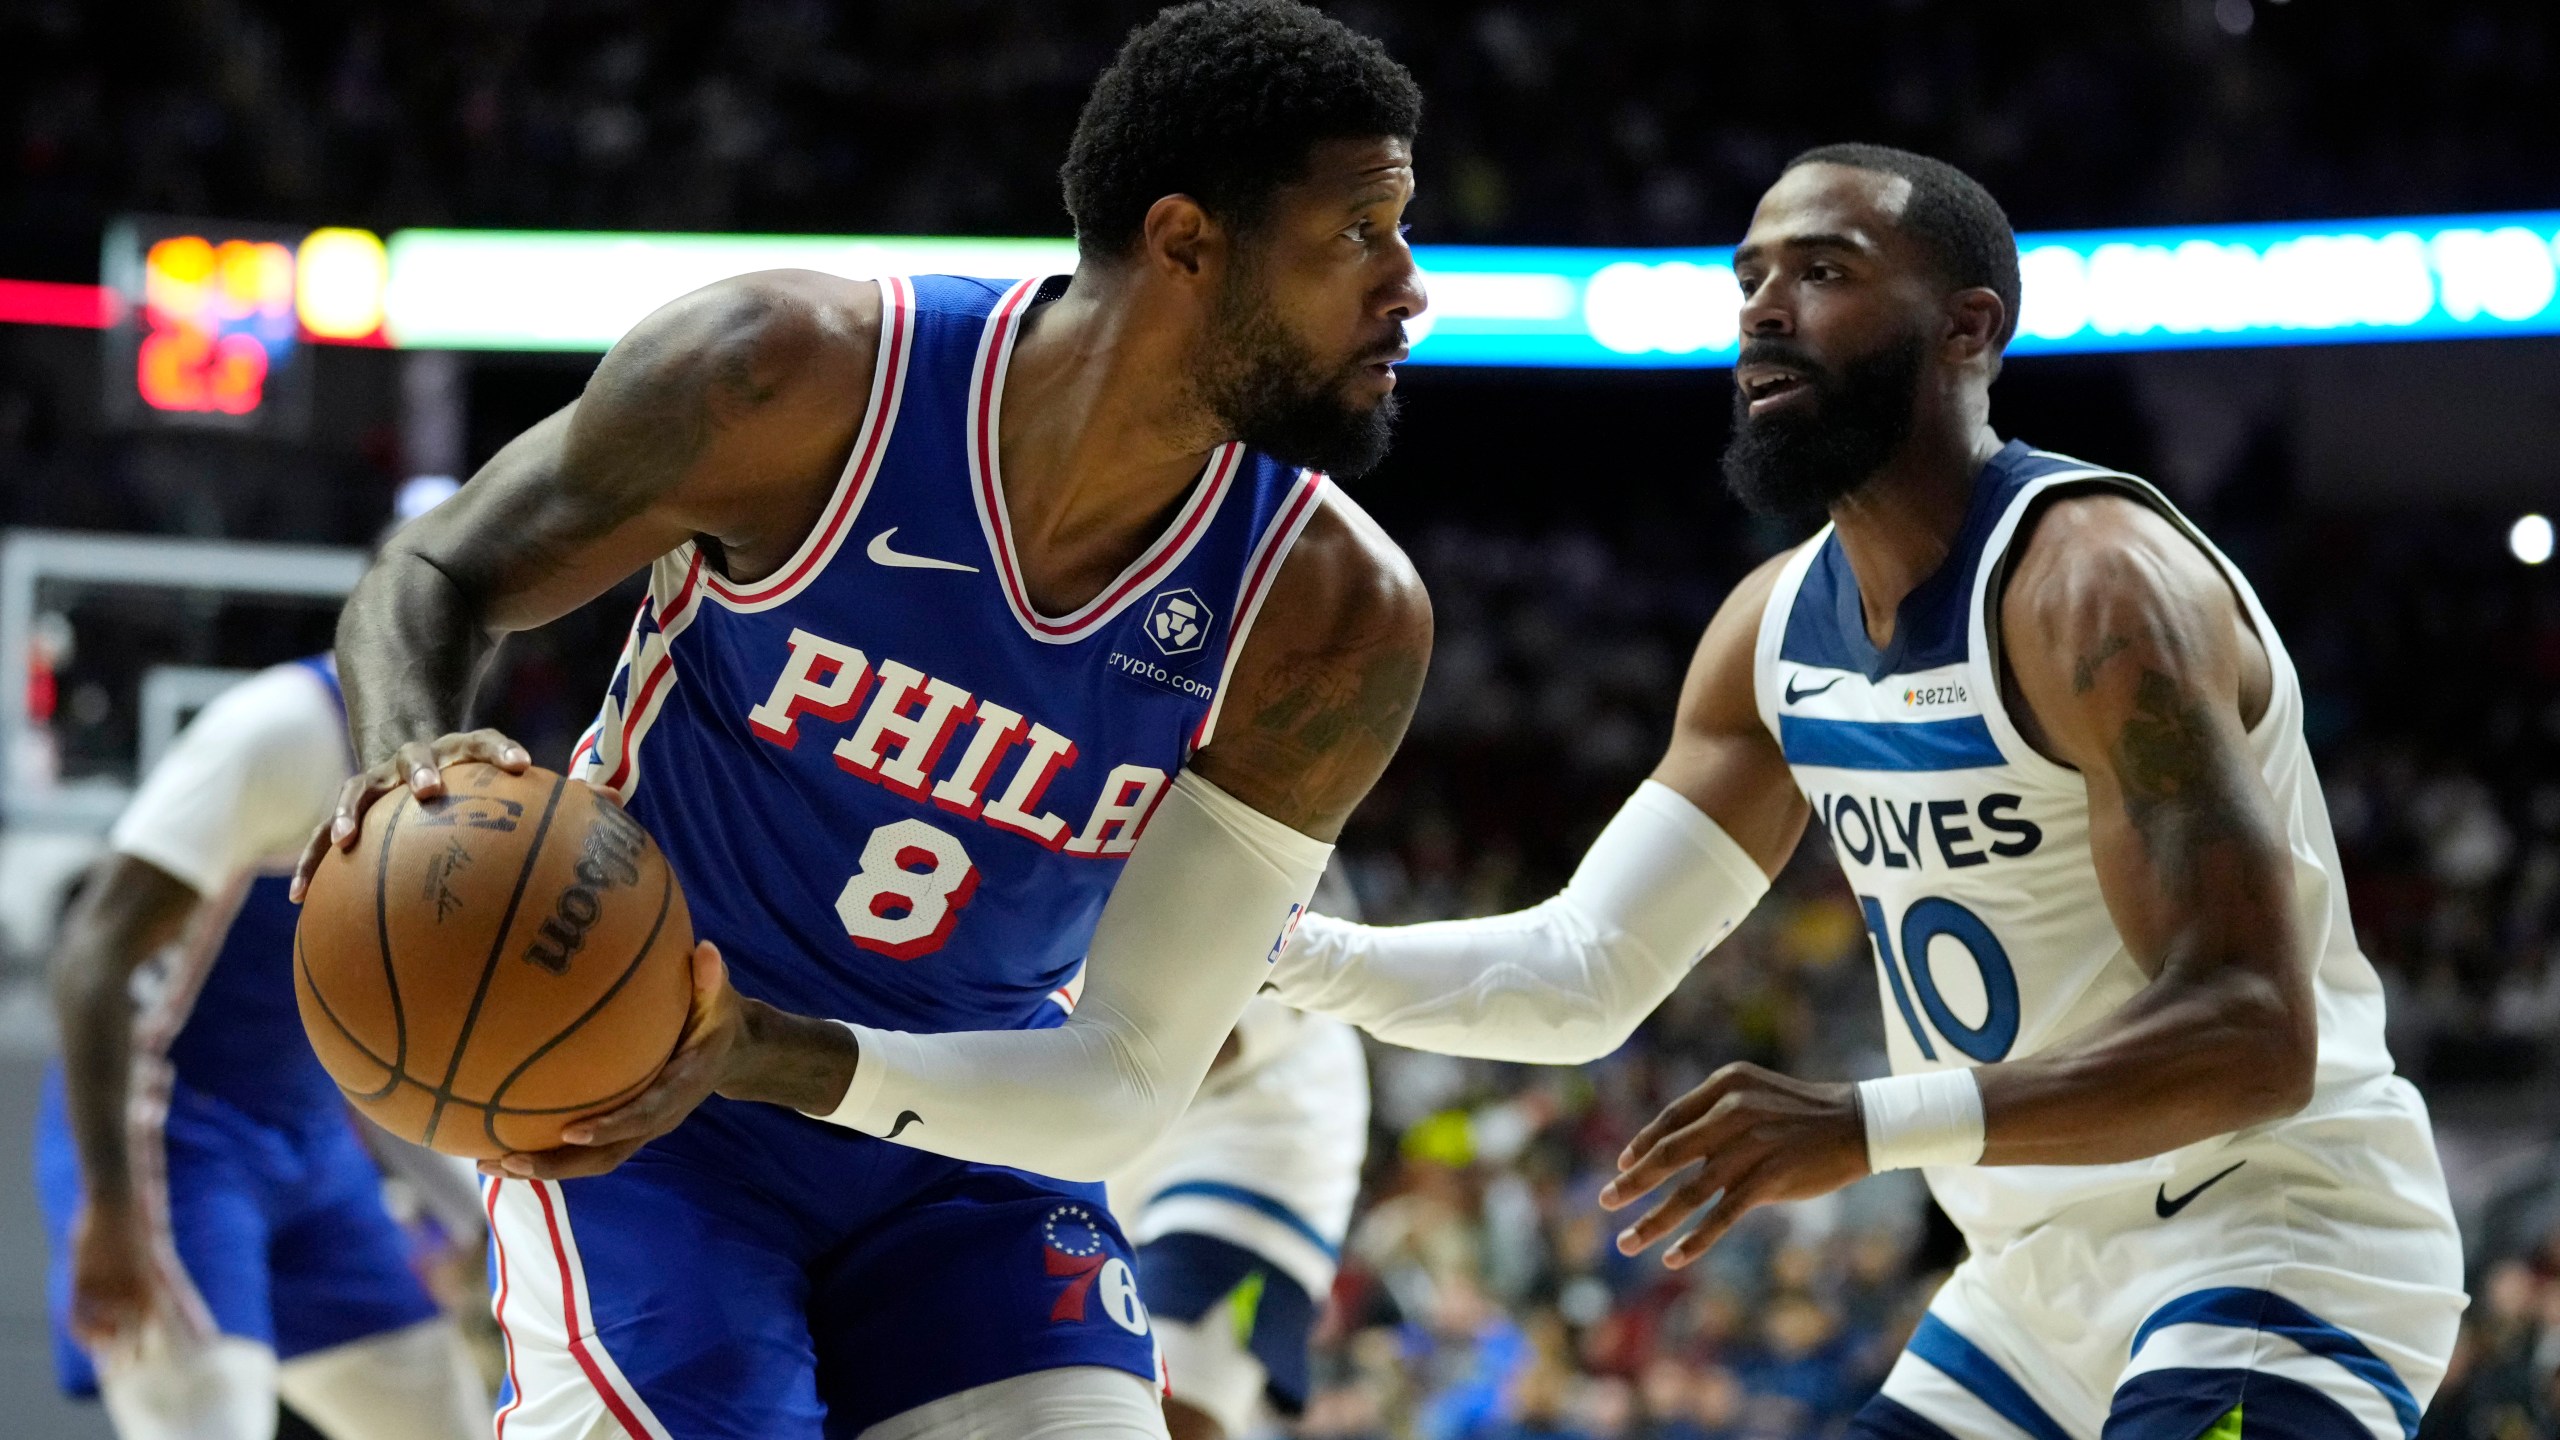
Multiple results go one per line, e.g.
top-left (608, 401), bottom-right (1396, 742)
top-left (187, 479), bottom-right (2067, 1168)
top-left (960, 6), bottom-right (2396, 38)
top-left (1, 5), bottom-right (2556, 1437)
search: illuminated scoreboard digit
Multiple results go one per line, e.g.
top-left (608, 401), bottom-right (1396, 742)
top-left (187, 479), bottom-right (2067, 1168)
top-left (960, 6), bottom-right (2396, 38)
top-left (102, 217), bottom-right (312, 434)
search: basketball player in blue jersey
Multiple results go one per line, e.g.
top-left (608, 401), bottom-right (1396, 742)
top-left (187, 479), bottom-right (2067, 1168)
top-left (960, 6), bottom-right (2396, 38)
top-left (293, 4), bottom-right (1431, 1436)
top-left (1269, 146), bottom-right (2463, 1440)
top-left (38, 656), bottom-right (489, 1440)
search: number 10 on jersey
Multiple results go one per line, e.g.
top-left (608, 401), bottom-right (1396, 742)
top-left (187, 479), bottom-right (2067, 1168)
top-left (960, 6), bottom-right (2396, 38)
top-left (1858, 893), bottom-right (2020, 1064)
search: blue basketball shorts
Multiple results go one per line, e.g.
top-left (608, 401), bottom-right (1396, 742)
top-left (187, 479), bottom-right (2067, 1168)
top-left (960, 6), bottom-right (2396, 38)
top-left (481, 1097), bottom-right (1159, 1440)
top-left (32, 1065), bottom-right (441, 1396)
top-left (1133, 1231), bottom-right (1316, 1415)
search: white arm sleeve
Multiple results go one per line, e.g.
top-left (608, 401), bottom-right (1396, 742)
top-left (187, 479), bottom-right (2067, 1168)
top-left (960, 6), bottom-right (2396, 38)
top-left (817, 769), bottom-right (1333, 1181)
top-left (1268, 780), bottom-right (1769, 1064)
top-left (108, 663), bottom-right (350, 893)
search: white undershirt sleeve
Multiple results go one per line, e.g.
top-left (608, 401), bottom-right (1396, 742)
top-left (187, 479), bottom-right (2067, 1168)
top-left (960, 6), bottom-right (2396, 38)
top-left (1220, 991), bottom-right (1312, 1078)
top-left (817, 768), bottom-right (1332, 1182)
top-left (1267, 779), bottom-right (1770, 1063)
top-left (108, 663), bottom-right (350, 893)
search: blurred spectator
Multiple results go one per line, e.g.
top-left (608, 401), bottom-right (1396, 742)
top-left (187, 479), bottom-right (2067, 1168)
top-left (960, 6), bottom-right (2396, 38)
top-left (4, 1), bottom-right (2556, 270)
top-left (2, 5), bottom-right (2556, 1432)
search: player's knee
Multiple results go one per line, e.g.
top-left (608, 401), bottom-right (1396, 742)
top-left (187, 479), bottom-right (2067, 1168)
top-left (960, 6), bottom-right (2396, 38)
top-left (98, 1334), bottom-right (280, 1440)
top-left (275, 1318), bottom-right (488, 1440)
top-left (859, 1365), bottom-right (1170, 1440)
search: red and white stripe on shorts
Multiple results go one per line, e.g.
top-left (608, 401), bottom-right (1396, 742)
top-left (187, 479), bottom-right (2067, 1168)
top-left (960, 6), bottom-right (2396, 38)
top-left (483, 1177), bottom-right (671, 1440)
top-left (122, 872), bottom-right (258, 1343)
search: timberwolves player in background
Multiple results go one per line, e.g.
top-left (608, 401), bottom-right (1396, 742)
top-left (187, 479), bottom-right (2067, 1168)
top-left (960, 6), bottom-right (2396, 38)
top-left (39, 654), bottom-right (487, 1440)
top-left (1271, 146), bottom-right (2463, 1439)
top-left (1108, 867), bottom-right (1372, 1440)
top-left (295, 3), bottom-right (1430, 1436)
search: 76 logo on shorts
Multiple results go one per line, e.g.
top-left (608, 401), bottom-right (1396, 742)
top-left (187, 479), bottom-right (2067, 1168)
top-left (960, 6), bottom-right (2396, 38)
top-left (1042, 1205), bottom-right (1147, 1335)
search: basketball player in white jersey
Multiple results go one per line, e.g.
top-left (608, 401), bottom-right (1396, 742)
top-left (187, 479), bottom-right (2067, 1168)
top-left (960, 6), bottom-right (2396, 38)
top-left (1108, 870), bottom-right (1371, 1440)
top-left (39, 655), bottom-right (488, 1440)
top-left (1268, 145), bottom-right (2463, 1439)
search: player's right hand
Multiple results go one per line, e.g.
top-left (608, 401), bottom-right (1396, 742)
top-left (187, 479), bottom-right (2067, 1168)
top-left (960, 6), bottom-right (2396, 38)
top-left (67, 1201), bottom-right (156, 1348)
top-left (290, 729), bottom-right (530, 902)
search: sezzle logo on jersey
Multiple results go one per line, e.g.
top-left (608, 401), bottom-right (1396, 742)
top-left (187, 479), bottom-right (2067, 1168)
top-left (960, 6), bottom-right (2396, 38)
top-left (746, 625), bottom-right (1169, 859)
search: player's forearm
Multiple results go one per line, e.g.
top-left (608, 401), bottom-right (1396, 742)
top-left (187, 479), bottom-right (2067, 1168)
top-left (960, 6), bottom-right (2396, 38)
top-left (720, 1000), bottom-right (861, 1116)
top-left (1976, 960), bottom-right (2315, 1166)
top-left (818, 1018), bottom-right (1204, 1182)
top-left (1279, 903), bottom-right (1656, 1062)
top-left (1272, 782), bottom-right (1769, 1064)
top-left (49, 924), bottom-right (147, 1204)
top-left (335, 549), bottom-right (500, 767)
top-left (808, 771), bottom-right (1331, 1181)
top-left (48, 859), bottom-right (203, 1204)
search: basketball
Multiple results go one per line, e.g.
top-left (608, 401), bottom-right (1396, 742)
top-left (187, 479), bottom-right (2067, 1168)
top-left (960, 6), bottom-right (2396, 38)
top-left (292, 762), bottom-right (695, 1158)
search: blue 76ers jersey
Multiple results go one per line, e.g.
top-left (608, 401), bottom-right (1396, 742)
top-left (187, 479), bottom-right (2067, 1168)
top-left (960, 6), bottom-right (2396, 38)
top-left (145, 656), bottom-right (353, 1127)
top-left (573, 274), bottom-right (1328, 1041)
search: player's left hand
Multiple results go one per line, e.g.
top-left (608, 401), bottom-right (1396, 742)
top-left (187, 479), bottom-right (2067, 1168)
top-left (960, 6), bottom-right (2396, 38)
top-left (481, 941), bottom-right (744, 1181)
top-left (1599, 1062), bottom-right (1869, 1269)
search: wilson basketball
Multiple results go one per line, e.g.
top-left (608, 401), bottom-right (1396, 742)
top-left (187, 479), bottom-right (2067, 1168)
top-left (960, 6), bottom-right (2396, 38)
top-left (293, 762), bottom-right (695, 1158)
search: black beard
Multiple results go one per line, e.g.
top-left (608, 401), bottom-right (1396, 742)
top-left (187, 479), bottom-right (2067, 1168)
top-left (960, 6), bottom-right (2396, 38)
top-left (1196, 270), bottom-right (1399, 479)
top-left (1720, 331), bottom-right (1927, 524)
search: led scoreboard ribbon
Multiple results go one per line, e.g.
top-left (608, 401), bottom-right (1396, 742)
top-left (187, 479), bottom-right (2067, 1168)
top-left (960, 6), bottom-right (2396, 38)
top-left (376, 211), bottom-right (2560, 367)
top-left (1405, 214), bottom-right (2560, 365)
top-left (24, 212), bottom-right (2560, 370)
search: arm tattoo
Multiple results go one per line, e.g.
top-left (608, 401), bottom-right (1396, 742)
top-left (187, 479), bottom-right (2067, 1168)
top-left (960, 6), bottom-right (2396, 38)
top-left (1226, 641), bottom-right (1426, 834)
top-left (549, 328), bottom-right (778, 540)
top-left (448, 300), bottom-right (798, 595)
top-left (343, 291), bottom-right (806, 761)
top-left (2113, 667), bottom-right (2248, 883)
top-left (2072, 634), bottom-right (2130, 694)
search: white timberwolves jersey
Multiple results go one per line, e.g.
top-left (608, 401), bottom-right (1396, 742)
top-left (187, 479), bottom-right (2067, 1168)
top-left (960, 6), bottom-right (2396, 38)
top-left (1108, 998), bottom-right (1369, 1300)
top-left (1753, 441), bottom-right (2410, 1247)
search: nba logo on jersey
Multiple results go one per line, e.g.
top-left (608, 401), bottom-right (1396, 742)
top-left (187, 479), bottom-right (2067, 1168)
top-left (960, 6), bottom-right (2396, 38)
top-left (1145, 589), bottom-right (1213, 656)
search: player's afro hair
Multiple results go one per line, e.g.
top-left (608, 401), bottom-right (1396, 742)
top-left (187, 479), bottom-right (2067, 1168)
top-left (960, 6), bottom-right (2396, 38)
top-left (1063, 0), bottom-right (1422, 262)
top-left (1787, 143), bottom-right (2022, 351)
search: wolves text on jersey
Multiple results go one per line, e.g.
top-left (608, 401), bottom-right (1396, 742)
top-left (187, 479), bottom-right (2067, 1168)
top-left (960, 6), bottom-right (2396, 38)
top-left (747, 626), bottom-right (1169, 861)
top-left (1808, 790), bottom-right (2044, 872)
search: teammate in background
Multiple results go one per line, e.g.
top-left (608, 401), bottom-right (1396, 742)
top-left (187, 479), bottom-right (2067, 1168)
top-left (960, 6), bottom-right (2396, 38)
top-left (295, 2), bottom-right (1431, 1435)
top-left (1270, 145), bottom-right (2464, 1439)
top-left (1108, 870), bottom-right (1372, 1440)
top-left (38, 655), bottom-right (488, 1440)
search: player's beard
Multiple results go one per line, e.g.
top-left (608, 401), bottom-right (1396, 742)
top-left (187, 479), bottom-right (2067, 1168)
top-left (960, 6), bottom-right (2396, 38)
top-left (1721, 329), bottom-right (1928, 523)
top-left (1195, 262), bottom-right (1400, 480)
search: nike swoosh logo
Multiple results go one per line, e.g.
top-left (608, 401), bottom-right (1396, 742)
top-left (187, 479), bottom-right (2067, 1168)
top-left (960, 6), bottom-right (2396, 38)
top-left (886, 1110), bottom-right (923, 1139)
top-left (2155, 1160), bottom-right (2245, 1219)
top-left (866, 528), bottom-right (979, 573)
top-left (1784, 673), bottom-right (1845, 705)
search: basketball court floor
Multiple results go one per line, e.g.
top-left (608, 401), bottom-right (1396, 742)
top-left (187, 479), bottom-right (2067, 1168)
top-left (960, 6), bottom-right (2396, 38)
top-left (2, 989), bottom-right (117, 1440)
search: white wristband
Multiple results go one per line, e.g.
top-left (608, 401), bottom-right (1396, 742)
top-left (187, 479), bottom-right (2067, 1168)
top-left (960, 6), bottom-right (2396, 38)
top-left (1859, 1069), bottom-right (1986, 1172)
